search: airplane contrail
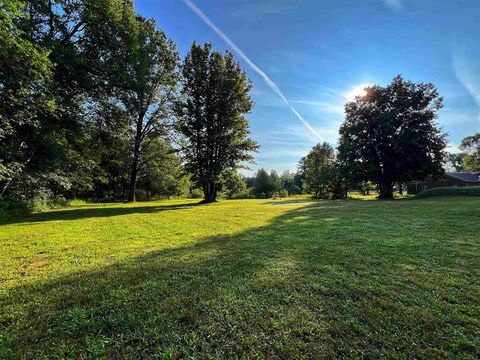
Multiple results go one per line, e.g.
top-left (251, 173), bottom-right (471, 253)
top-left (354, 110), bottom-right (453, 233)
top-left (182, 0), bottom-right (324, 142)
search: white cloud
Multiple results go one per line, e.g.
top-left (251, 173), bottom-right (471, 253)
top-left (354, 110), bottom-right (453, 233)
top-left (382, 0), bottom-right (403, 10)
top-left (182, 0), bottom-right (324, 142)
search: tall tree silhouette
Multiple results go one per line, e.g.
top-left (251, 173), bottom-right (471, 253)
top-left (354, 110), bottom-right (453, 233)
top-left (338, 75), bottom-right (446, 198)
top-left (176, 43), bottom-right (258, 203)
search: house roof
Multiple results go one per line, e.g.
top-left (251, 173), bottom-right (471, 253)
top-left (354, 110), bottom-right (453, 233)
top-left (446, 172), bottom-right (480, 183)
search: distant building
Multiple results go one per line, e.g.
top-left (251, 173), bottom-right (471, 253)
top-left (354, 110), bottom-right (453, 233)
top-left (407, 172), bottom-right (480, 194)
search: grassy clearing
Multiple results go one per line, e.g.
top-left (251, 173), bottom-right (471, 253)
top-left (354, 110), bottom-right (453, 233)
top-left (1, 197), bottom-right (479, 358)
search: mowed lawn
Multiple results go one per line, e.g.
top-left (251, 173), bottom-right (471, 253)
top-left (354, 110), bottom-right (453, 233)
top-left (0, 197), bottom-right (479, 359)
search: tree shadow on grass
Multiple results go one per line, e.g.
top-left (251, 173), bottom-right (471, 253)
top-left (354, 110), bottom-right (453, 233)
top-left (265, 198), bottom-right (317, 206)
top-left (1, 200), bottom-right (478, 359)
top-left (0, 201), bottom-right (202, 226)
top-left (265, 197), bottom-right (411, 207)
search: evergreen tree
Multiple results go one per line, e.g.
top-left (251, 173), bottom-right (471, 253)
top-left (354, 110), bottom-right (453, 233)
top-left (252, 169), bottom-right (274, 198)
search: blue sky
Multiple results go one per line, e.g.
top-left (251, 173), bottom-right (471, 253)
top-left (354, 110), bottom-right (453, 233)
top-left (135, 0), bottom-right (480, 174)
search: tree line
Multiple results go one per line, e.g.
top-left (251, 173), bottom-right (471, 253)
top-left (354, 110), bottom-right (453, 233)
top-left (2, 1), bottom-right (479, 206)
top-left (1, 0), bottom-right (257, 205)
top-left (445, 134), bottom-right (480, 173)
top-left (249, 76), bottom-right (479, 200)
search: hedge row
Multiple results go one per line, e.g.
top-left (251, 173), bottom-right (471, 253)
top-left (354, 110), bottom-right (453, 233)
top-left (415, 186), bottom-right (480, 199)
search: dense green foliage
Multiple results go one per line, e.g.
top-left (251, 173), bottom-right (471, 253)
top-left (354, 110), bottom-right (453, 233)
top-left (244, 170), bottom-right (302, 199)
top-left (303, 142), bottom-right (345, 199)
top-left (110, 16), bottom-right (179, 202)
top-left (338, 75), bottom-right (447, 199)
top-left (415, 186), bottom-right (480, 198)
top-left (252, 169), bottom-right (279, 198)
top-left (0, 1), bottom-right (258, 204)
top-left (176, 43), bottom-right (259, 202)
top-left (1, 197), bottom-right (479, 358)
top-left (221, 169), bottom-right (248, 199)
top-left (279, 170), bottom-right (302, 196)
top-left (0, 0), bottom-right (55, 201)
top-left (460, 133), bottom-right (480, 172)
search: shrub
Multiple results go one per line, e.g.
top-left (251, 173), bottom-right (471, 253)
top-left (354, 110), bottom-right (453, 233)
top-left (189, 189), bottom-right (204, 199)
top-left (229, 189), bottom-right (255, 199)
top-left (68, 199), bottom-right (88, 206)
top-left (0, 196), bottom-right (87, 220)
top-left (277, 189), bottom-right (289, 197)
top-left (0, 200), bottom-right (30, 220)
top-left (415, 186), bottom-right (480, 199)
top-left (28, 198), bottom-right (51, 213)
top-left (28, 195), bottom-right (69, 212)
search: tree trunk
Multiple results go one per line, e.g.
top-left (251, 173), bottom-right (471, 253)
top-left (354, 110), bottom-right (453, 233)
top-left (127, 113), bottom-right (145, 203)
top-left (127, 141), bottom-right (141, 202)
top-left (203, 181), bottom-right (217, 203)
top-left (378, 179), bottom-right (394, 199)
top-left (127, 156), bottom-right (138, 202)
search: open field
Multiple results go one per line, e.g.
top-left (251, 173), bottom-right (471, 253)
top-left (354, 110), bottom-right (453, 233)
top-left (1, 197), bottom-right (479, 358)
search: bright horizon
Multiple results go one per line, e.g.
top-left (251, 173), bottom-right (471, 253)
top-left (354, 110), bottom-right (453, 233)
top-left (136, 0), bottom-right (480, 174)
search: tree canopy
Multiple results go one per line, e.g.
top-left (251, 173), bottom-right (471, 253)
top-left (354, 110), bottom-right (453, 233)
top-left (1, 3), bottom-right (465, 205)
top-left (252, 169), bottom-right (277, 198)
top-left (0, 0), bottom-right (188, 203)
top-left (0, 0), bottom-right (55, 199)
top-left (175, 42), bottom-right (259, 203)
top-left (338, 75), bottom-right (447, 198)
top-left (302, 142), bottom-right (345, 199)
top-left (460, 133), bottom-right (480, 172)
top-left (110, 15), bottom-right (179, 202)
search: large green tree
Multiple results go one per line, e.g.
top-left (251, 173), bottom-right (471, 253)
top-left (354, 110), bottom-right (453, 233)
top-left (338, 75), bottom-right (447, 198)
top-left (110, 15), bottom-right (178, 202)
top-left (303, 142), bottom-right (345, 199)
top-left (1, 0), bottom-right (183, 203)
top-left (304, 143), bottom-right (335, 199)
top-left (0, 0), bottom-right (136, 201)
top-left (176, 43), bottom-right (259, 203)
top-left (459, 133), bottom-right (480, 172)
top-left (0, 0), bottom-right (55, 199)
top-left (252, 169), bottom-right (275, 198)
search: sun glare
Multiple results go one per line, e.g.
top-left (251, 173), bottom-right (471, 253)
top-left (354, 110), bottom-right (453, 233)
top-left (346, 84), bottom-right (369, 101)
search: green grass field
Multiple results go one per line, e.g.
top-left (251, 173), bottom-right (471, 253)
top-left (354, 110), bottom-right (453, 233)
top-left (1, 197), bottom-right (479, 359)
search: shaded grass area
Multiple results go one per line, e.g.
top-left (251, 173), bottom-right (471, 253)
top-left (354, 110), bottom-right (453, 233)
top-left (415, 186), bottom-right (480, 198)
top-left (1, 197), bottom-right (479, 358)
